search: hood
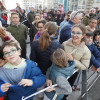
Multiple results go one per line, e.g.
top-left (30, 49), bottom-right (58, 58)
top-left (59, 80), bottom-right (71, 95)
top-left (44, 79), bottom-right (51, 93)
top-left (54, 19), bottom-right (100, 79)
top-left (64, 38), bottom-right (85, 49)
top-left (52, 60), bottom-right (75, 77)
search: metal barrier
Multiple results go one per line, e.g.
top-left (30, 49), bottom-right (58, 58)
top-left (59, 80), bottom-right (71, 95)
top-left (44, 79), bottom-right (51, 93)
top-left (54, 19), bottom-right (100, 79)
top-left (21, 68), bottom-right (100, 100)
top-left (80, 69), bottom-right (100, 100)
top-left (22, 69), bottom-right (79, 100)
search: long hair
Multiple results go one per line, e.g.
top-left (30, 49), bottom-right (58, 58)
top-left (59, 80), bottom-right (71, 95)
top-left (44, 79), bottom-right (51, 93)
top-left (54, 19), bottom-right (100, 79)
top-left (39, 29), bottom-right (51, 51)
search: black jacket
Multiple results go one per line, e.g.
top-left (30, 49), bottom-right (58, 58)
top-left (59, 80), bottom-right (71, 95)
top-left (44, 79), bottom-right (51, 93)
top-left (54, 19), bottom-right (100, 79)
top-left (30, 40), bottom-right (62, 74)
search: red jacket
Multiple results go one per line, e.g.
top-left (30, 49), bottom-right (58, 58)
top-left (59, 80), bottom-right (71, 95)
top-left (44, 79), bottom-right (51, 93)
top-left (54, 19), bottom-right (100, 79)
top-left (1, 15), bottom-right (7, 21)
top-left (0, 96), bottom-right (4, 100)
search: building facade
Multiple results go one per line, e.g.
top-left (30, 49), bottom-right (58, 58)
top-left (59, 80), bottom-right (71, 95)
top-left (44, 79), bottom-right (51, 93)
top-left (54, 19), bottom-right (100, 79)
top-left (67, 0), bottom-right (100, 12)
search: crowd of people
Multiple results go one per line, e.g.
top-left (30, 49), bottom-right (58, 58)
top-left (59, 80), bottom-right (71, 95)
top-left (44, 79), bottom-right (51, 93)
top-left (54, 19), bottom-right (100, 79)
top-left (0, 1), bottom-right (100, 100)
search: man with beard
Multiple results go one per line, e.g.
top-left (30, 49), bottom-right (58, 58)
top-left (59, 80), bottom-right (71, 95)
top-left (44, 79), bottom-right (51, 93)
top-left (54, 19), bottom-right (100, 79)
top-left (82, 8), bottom-right (97, 26)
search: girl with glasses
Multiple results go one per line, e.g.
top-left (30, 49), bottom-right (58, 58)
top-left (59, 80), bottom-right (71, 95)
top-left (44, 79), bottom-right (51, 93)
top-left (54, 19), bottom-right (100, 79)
top-left (61, 24), bottom-right (91, 100)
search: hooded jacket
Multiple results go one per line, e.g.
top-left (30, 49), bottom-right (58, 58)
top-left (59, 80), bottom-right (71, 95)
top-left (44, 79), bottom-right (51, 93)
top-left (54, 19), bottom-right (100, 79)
top-left (45, 60), bottom-right (75, 100)
top-left (88, 44), bottom-right (100, 68)
top-left (0, 60), bottom-right (45, 100)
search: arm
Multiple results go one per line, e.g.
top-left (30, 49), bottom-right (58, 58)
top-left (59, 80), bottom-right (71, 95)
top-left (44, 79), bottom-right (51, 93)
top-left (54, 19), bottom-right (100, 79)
top-left (55, 76), bottom-right (72, 95)
top-left (93, 45), bottom-right (100, 62)
top-left (30, 61), bottom-right (46, 88)
top-left (74, 47), bottom-right (91, 70)
top-left (19, 61), bottom-right (46, 88)
top-left (90, 53), bottom-right (100, 68)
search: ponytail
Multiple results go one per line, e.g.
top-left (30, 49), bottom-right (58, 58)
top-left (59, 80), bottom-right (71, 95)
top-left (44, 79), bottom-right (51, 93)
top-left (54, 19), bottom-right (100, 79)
top-left (39, 29), bottom-right (51, 51)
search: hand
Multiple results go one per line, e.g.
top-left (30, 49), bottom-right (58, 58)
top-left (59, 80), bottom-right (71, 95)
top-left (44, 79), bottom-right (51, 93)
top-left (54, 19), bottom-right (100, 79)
top-left (46, 79), bottom-right (52, 87)
top-left (91, 66), bottom-right (97, 72)
top-left (1, 83), bottom-right (11, 92)
top-left (46, 87), bottom-right (55, 92)
top-left (18, 79), bottom-right (33, 87)
top-left (0, 27), bottom-right (6, 38)
top-left (66, 53), bottom-right (73, 60)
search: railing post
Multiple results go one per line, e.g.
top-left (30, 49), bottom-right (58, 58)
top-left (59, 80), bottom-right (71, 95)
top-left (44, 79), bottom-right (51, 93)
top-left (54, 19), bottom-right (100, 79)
top-left (81, 70), bottom-right (88, 100)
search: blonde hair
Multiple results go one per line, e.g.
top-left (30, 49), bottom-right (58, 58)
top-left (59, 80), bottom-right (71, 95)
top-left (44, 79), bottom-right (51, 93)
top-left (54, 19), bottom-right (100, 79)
top-left (39, 29), bottom-right (51, 51)
top-left (52, 48), bottom-right (68, 68)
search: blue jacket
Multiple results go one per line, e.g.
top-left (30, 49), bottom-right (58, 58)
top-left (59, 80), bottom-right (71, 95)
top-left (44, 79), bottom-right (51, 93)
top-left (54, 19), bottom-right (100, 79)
top-left (45, 60), bottom-right (75, 100)
top-left (59, 20), bottom-right (74, 44)
top-left (88, 44), bottom-right (100, 68)
top-left (0, 60), bottom-right (46, 100)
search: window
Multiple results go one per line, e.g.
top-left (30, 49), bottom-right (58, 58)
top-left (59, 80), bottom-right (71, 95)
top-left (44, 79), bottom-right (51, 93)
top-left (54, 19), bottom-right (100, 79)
top-left (97, 0), bottom-right (100, 2)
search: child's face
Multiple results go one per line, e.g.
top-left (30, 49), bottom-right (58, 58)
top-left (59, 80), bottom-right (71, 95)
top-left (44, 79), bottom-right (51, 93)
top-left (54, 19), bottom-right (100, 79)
top-left (0, 59), bottom-right (6, 67)
top-left (3, 46), bottom-right (21, 65)
top-left (95, 35), bottom-right (100, 42)
top-left (84, 36), bottom-right (93, 45)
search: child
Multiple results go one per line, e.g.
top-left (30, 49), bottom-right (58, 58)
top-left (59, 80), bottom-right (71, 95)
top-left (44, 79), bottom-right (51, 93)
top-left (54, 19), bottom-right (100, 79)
top-left (0, 49), bottom-right (7, 100)
top-left (0, 40), bottom-right (45, 100)
top-left (84, 32), bottom-right (100, 72)
top-left (44, 48), bottom-right (75, 100)
top-left (93, 29), bottom-right (100, 51)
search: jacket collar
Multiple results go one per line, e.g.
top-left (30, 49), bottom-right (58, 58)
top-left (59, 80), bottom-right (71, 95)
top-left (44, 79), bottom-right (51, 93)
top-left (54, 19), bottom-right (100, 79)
top-left (65, 38), bottom-right (85, 48)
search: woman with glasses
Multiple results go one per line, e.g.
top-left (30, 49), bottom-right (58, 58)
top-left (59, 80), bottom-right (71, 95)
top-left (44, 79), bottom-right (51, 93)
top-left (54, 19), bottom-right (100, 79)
top-left (29, 13), bottom-right (41, 44)
top-left (61, 23), bottom-right (91, 100)
top-left (34, 20), bottom-right (46, 40)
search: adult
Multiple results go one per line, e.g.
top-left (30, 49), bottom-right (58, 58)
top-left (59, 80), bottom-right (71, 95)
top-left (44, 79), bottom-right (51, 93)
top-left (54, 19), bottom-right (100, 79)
top-left (59, 11), bottom-right (71, 34)
top-left (34, 20), bottom-right (46, 40)
top-left (82, 8), bottom-right (96, 26)
top-left (30, 29), bottom-right (61, 75)
top-left (27, 7), bottom-right (35, 25)
top-left (29, 13), bottom-right (41, 44)
top-left (59, 11), bottom-right (83, 44)
top-left (86, 18), bottom-right (97, 32)
top-left (6, 12), bottom-right (27, 58)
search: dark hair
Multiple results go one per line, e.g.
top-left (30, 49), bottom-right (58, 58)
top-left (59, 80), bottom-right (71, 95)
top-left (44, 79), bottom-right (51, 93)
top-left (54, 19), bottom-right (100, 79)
top-left (1, 40), bottom-right (20, 52)
top-left (11, 12), bottom-right (19, 17)
top-left (89, 18), bottom-right (97, 23)
top-left (39, 29), bottom-right (51, 51)
top-left (0, 48), bottom-right (4, 60)
top-left (86, 32), bottom-right (94, 36)
top-left (37, 20), bottom-right (46, 27)
top-left (93, 29), bottom-right (100, 41)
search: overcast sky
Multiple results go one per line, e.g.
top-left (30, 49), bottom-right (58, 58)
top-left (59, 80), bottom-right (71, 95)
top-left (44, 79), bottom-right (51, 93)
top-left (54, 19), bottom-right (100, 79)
top-left (5, 0), bottom-right (22, 10)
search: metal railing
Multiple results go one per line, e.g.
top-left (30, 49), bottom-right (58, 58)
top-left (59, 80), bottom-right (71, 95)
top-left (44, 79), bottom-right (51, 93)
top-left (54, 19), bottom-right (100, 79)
top-left (21, 68), bottom-right (100, 100)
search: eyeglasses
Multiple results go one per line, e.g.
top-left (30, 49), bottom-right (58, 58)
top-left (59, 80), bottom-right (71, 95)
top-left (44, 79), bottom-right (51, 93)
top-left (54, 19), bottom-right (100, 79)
top-left (37, 27), bottom-right (43, 30)
top-left (3, 49), bottom-right (18, 57)
top-left (71, 31), bottom-right (82, 36)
